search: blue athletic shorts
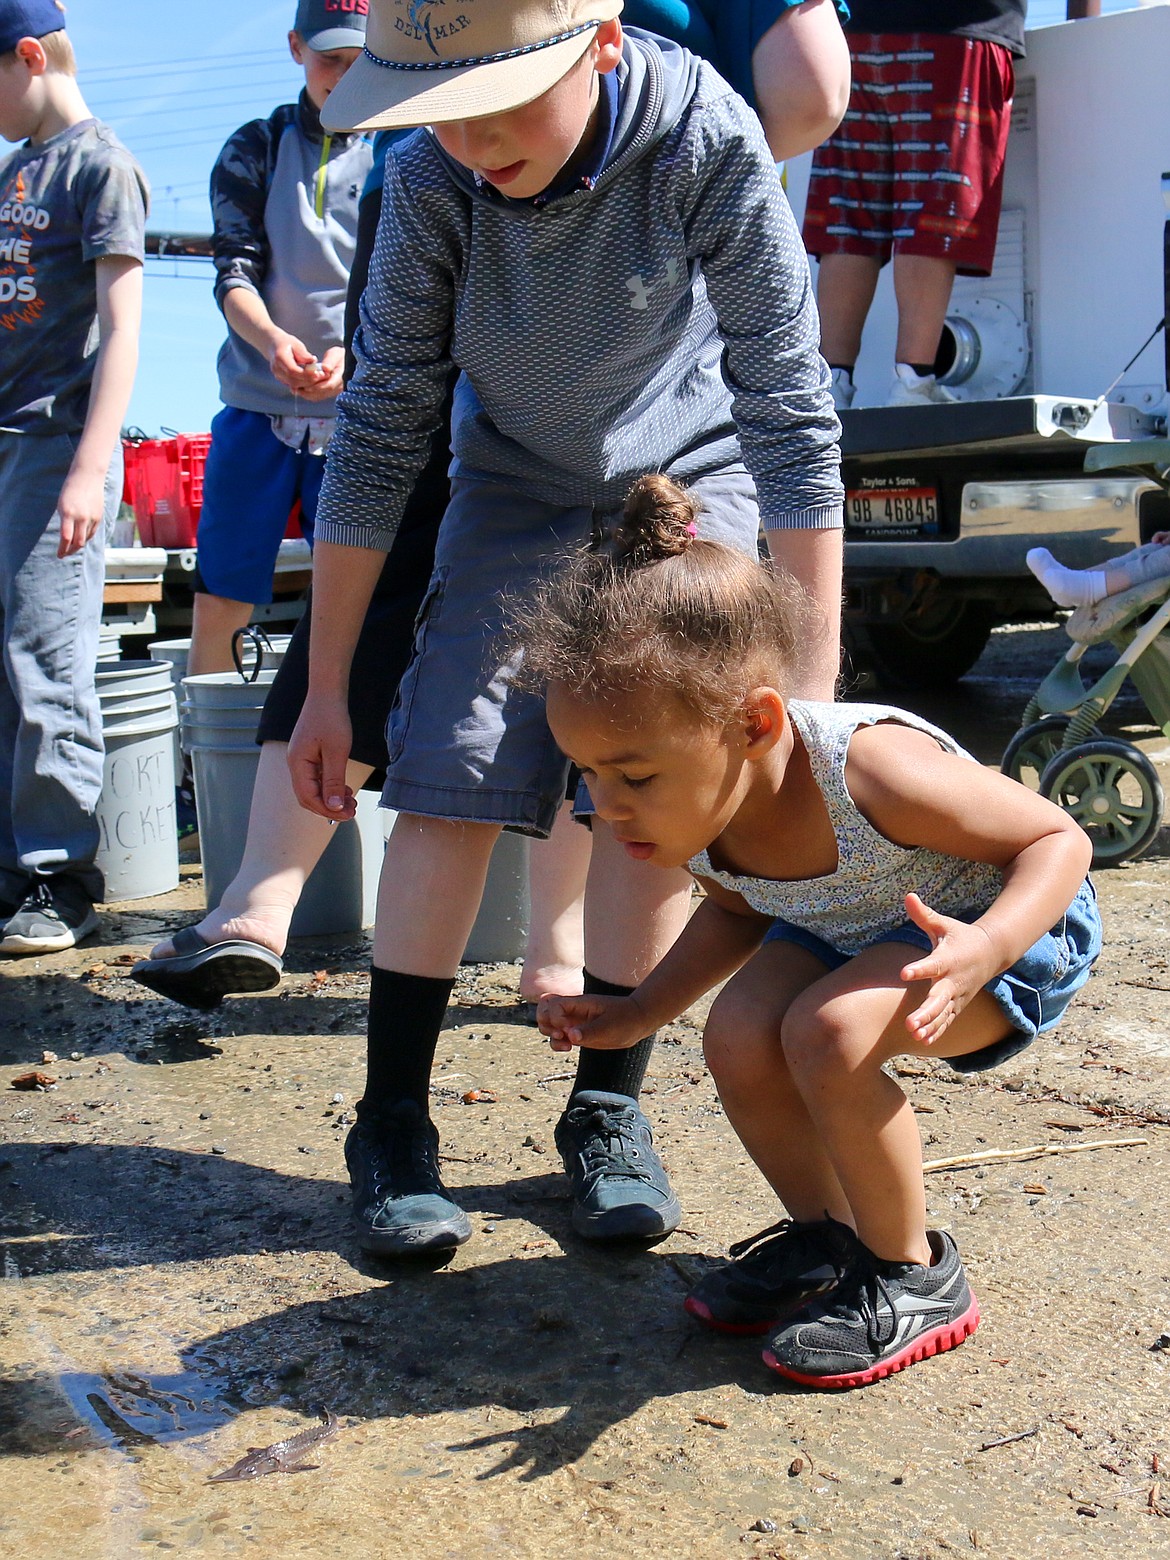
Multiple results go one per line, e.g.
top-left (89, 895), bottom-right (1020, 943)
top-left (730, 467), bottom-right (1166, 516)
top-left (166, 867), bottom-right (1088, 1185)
top-left (762, 877), bottom-right (1102, 1073)
top-left (382, 468), bottom-right (762, 838)
top-left (195, 407), bottom-right (324, 605)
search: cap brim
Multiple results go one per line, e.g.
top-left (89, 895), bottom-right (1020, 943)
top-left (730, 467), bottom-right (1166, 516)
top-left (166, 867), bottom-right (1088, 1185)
top-left (302, 27), bottom-right (367, 51)
top-left (320, 26), bottom-right (598, 132)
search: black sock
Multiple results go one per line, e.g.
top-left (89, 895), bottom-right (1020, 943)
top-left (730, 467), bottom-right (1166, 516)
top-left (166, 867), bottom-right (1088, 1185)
top-left (826, 362), bottom-right (854, 380)
top-left (570, 970), bottom-right (656, 1102)
top-left (905, 362), bottom-right (937, 379)
top-left (361, 965), bottom-right (454, 1114)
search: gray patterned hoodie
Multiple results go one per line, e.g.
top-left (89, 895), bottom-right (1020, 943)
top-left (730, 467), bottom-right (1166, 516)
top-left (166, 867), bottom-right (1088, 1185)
top-left (316, 31), bottom-right (842, 549)
top-left (211, 91), bottom-right (371, 419)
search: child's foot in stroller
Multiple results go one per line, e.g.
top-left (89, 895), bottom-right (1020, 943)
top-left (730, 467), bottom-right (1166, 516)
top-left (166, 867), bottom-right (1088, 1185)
top-left (1026, 547), bottom-right (1107, 608)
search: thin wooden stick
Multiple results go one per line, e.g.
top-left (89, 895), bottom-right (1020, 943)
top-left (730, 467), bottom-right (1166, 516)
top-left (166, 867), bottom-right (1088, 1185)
top-left (922, 1136), bottom-right (1148, 1173)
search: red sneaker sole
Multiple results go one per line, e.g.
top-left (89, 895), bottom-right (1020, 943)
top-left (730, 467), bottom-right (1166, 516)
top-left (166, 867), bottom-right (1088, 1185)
top-left (683, 1294), bottom-right (777, 1336)
top-left (762, 1294), bottom-right (981, 1389)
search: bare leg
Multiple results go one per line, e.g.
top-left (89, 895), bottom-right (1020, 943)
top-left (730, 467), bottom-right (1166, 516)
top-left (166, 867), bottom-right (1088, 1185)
top-left (892, 254), bottom-right (958, 366)
top-left (188, 592), bottom-right (254, 677)
top-left (815, 252), bottom-right (881, 365)
top-left (372, 814), bottom-right (500, 977)
top-left (704, 940), bottom-right (855, 1224)
top-left (782, 942), bottom-right (1011, 1264)
top-left (149, 741), bottom-right (374, 958)
top-left (582, 819), bottom-right (694, 987)
top-left (520, 800), bottom-right (589, 1001)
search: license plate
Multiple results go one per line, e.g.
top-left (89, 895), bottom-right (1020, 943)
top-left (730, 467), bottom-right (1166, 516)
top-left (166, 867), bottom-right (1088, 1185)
top-left (846, 482), bottom-right (939, 534)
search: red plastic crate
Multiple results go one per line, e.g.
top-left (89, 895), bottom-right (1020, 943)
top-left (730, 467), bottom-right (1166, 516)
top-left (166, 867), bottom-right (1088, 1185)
top-left (122, 432), bottom-right (212, 549)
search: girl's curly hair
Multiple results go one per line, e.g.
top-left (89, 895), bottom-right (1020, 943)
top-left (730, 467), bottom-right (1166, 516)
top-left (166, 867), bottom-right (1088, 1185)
top-left (509, 473), bottom-right (822, 724)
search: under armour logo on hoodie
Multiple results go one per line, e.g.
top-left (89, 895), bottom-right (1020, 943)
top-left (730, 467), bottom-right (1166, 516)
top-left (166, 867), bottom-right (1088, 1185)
top-left (627, 260), bottom-right (683, 311)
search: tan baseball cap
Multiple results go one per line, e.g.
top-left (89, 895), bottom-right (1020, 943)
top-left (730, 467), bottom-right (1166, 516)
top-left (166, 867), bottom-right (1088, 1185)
top-left (319, 0), bottom-right (625, 132)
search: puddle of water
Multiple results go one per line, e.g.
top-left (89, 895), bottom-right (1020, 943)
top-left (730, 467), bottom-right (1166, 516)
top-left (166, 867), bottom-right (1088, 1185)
top-left (1, 1360), bottom-right (238, 1461)
top-left (132, 1025), bottom-right (224, 1065)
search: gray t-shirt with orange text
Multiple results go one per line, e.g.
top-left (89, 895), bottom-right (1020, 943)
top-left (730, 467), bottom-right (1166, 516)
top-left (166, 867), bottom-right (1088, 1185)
top-left (0, 118), bottom-right (148, 436)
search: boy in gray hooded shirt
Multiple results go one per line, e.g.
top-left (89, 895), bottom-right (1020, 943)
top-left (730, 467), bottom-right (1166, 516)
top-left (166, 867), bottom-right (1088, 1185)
top-left (188, 0), bottom-right (371, 678)
top-left (288, 0), bottom-right (843, 1260)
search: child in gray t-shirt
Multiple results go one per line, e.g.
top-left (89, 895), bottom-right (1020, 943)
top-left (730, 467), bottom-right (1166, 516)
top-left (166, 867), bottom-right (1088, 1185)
top-left (0, 2), bottom-right (148, 954)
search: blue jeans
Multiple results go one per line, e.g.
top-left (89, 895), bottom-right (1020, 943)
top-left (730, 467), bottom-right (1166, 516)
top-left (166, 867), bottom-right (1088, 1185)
top-left (0, 431), bottom-right (121, 905)
top-left (762, 878), bottom-right (1102, 1073)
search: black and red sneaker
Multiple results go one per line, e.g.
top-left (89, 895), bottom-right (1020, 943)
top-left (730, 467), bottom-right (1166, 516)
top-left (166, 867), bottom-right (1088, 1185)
top-left (684, 1216), bottom-right (861, 1336)
top-left (762, 1228), bottom-right (979, 1389)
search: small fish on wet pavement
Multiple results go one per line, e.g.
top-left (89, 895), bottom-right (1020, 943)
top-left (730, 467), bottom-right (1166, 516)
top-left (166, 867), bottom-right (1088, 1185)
top-left (207, 1407), bottom-right (340, 1482)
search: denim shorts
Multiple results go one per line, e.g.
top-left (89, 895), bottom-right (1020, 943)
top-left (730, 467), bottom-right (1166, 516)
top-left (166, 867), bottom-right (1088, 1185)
top-left (762, 878), bottom-right (1102, 1073)
top-left (381, 468), bottom-right (762, 837)
top-left (195, 407), bottom-right (323, 604)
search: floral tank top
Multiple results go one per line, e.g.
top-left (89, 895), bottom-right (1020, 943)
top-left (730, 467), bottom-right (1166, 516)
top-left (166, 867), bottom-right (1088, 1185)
top-left (687, 700), bottom-right (1003, 955)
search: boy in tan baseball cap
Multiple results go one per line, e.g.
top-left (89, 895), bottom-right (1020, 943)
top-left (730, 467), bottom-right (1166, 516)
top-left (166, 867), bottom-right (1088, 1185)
top-left (322, 0), bottom-right (624, 132)
top-left (292, 0), bottom-right (844, 1263)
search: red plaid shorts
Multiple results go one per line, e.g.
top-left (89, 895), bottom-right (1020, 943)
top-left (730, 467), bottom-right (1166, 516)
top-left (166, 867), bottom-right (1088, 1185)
top-left (802, 33), bottom-right (1015, 277)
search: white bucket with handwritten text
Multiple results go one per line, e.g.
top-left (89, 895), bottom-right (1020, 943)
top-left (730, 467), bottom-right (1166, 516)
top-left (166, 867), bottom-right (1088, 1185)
top-left (94, 662), bottom-right (180, 901)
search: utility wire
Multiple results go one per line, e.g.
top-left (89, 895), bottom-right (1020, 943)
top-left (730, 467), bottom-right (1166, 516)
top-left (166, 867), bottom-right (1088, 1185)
top-left (84, 49), bottom-right (290, 78)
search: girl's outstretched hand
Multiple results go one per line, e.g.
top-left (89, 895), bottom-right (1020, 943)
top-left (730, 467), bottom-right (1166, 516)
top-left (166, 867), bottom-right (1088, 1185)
top-left (899, 892), bottom-right (1000, 1046)
top-left (536, 993), bottom-right (651, 1053)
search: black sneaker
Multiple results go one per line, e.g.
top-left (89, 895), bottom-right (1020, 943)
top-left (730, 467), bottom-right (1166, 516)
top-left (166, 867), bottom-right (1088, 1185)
top-left (554, 1090), bottom-right (682, 1242)
top-left (344, 1098), bottom-right (471, 1256)
top-left (763, 1228), bottom-right (980, 1390)
top-left (684, 1216), bottom-right (862, 1336)
top-left (1, 878), bottom-right (98, 955)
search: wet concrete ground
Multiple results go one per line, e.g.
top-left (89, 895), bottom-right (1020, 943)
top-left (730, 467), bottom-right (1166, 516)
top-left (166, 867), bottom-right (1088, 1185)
top-left (2, 622), bottom-right (1169, 1559)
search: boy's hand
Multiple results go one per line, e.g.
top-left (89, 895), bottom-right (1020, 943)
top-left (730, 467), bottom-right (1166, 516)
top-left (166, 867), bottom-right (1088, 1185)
top-left (287, 692), bottom-right (356, 821)
top-left (268, 332), bottom-right (328, 393)
top-left (56, 470), bottom-right (107, 558)
top-left (536, 993), bottom-right (651, 1053)
top-left (295, 346), bottom-right (345, 402)
top-left (899, 892), bottom-right (1001, 1047)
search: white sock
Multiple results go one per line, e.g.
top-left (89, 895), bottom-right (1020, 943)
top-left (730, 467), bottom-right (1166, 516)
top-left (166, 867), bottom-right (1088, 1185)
top-left (1026, 547), bottom-right (1107, 607)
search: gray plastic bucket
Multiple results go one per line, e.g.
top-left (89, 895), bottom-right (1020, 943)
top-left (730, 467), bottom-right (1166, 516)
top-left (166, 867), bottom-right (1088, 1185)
top-left (95, 665), bottom-right (180, 901)
top-left (181, 671), bottom-right (383, 936)
top-left (152, 634), bottom-right (291, 769)
top-left (462, 830), bottom-right (531, 964)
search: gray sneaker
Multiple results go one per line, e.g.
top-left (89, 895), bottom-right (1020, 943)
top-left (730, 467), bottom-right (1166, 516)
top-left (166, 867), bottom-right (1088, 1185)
top-left (555, 1090), bottom-right (681, 1242)
top-left (763, 1228), bottom-right (979, 1389)
top-left (684, 1216), bottom-right (861, 1336)
top-left (345, 1099), bottom-right (471, 1256)
top-left (1, 879), bottom-right (98, 955)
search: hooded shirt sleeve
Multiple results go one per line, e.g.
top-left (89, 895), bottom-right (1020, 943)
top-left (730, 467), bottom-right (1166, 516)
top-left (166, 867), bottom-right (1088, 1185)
top-left (676, 84), bottom-right (843, 530)
top-left (313, 147), bottom-right (457, 551)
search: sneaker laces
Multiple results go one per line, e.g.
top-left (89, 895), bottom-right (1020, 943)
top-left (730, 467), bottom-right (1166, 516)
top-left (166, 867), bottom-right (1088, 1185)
top-left (568, 1102), bottom-right (659, 1190)
top-left (356, 1110), bottom-right (443, 1199)
top-left (727, 1214), bottom-right (854, 1279)
top-left (19, 881), bottom-right (58, 919)
top-left (821, 1253), bottom-right (907, 1354)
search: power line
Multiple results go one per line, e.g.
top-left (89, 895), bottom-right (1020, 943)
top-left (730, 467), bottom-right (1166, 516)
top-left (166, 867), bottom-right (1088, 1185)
top-left (84, 48), bottom-right (290, 79)
top-left (88, 74), bottom-right (294, 115)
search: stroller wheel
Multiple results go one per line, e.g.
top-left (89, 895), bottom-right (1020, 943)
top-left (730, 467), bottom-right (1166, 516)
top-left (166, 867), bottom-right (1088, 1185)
top-left (1001, 717), bottom-right (1098, 791)
top-left (1039, 739), bottom-right (1164, 866)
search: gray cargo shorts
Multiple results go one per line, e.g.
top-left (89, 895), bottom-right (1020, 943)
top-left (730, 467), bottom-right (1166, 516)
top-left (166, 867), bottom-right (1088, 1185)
top-left (381, 469), bottom-right (762, 837)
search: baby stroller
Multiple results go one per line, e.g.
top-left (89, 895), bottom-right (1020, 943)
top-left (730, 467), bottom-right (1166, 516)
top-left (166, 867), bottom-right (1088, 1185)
top-left (1001, 441), bottom-right (1170, 866)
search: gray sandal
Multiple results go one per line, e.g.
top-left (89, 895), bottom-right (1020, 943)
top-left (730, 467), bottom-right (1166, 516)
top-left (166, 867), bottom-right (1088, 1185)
top-left (130, 924), bottom-right (283, 1010)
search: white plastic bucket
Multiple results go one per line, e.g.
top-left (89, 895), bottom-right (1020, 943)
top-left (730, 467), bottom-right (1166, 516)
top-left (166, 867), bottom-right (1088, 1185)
top-left (95, 663), bottom-right (180, 901)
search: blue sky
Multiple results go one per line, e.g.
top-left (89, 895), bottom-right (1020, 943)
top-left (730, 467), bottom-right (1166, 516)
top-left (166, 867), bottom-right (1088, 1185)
top-left (62, 0), bottom-right (1146, 433)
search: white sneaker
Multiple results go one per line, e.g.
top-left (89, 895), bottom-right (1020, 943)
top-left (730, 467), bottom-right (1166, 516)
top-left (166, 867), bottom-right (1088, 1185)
top-left (829, 367), bottom-right (855, 410)
top-left (887, 364), bottom-right (957, 407)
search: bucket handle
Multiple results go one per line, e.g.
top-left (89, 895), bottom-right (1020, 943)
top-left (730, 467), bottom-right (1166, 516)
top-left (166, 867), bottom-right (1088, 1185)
top-left (231, 625), bottom-right (274, 683)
